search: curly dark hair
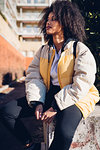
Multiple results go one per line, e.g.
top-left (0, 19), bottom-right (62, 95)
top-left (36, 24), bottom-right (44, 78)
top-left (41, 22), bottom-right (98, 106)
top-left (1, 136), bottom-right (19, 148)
top-left (39, 0), bottom-right (86, 43)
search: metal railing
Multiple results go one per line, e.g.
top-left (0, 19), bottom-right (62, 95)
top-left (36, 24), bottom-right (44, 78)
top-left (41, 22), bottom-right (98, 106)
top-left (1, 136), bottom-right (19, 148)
top-left (17, 14), bottom-right (42, 21)
top-left (17, 0), bottom-right (50, 6)
top-left (7, 0), bottom-right (17, 18)
top-left (18, 27), bottom-right (41, 36)
top-left (17, 0), bottom-right (49, 4)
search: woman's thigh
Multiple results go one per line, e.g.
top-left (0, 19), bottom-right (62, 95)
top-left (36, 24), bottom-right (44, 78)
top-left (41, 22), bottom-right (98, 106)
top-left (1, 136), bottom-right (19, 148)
top-left (49, 105), bottom-right (82, 150)
top-left (57, 105), bottom-right (82, 136)
top-left (56, 105), bottom-right (82, 139)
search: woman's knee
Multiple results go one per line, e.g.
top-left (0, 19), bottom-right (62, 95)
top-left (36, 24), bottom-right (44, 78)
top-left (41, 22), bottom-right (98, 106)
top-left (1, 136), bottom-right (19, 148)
top-left (1, 100), bottom-right (21, 119)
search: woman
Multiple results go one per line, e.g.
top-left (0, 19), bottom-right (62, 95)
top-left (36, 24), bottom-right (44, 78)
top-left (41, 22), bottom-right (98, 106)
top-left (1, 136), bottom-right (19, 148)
top-left (25, 0), bottom-right (99, 150)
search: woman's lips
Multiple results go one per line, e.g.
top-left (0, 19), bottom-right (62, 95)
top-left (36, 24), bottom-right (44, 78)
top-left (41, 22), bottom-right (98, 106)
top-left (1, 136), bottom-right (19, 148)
top-left (46, 26), bottom-right (52, 30)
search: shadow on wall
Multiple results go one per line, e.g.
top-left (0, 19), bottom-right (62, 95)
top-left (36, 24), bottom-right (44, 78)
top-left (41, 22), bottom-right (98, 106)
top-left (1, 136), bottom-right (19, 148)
top-left (2, 73), bottom-right (13, 85)
top-left (2, 71), bottom-right (26, 86)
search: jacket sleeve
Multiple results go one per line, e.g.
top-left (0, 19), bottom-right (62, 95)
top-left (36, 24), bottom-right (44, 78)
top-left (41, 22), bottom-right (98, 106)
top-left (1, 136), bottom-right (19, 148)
top-left (25, 47), bottom-right (46, 106)
top-left (54, 42), bottom-right (97, 110)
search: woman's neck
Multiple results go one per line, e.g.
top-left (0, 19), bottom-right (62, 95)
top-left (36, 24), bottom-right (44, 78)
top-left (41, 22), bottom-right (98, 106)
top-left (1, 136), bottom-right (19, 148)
top-left (53, 34), bottom-right (64, 52)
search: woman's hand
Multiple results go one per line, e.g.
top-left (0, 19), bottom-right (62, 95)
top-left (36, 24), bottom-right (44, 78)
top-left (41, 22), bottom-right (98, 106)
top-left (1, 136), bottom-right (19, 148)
top-left (41, 107), bottom-right (57, 124)
top-left (35, 104), bottom-right (43, 120)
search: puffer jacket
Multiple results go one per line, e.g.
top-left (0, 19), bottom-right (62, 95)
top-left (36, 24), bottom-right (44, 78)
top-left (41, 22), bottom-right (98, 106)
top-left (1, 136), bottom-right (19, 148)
top-left (25, 39), bottom-right (99, 119)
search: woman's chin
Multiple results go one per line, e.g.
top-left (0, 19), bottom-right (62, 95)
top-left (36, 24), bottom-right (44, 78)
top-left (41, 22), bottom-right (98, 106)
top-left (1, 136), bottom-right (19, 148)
top-left (46, 30), bottom-right (53, 35)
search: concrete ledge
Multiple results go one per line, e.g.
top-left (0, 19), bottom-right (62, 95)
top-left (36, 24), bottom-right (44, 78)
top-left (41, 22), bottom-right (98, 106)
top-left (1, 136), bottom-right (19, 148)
top-left (43, 105), bottom-right (100, 150)
top-left (0, 85), bottom-right (9, 93)
top-left (70, 105), bottom-right (100, 150)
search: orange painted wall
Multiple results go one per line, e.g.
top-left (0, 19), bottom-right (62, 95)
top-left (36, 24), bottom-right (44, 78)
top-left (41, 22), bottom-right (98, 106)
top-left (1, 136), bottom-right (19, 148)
top-left (25, 57), bottom-right (33, 71)
top-left (0, 35), bottom-right (25, 87)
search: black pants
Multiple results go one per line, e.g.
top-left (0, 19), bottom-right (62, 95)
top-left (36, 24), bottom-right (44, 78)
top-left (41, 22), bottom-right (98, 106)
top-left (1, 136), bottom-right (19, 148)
top-left (44, 84), bottom-right (83, 150)
top-left (0, 97), bottom-right (34, 145)
top-left (0, 85), bottom-right (82, 149)
top-left (49, 105), bottom-right (82, 150)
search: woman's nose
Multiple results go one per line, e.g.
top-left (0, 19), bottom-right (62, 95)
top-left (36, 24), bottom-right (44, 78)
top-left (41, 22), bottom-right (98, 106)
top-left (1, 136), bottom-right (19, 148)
top-left (47, 20), bottom-right (51, 25)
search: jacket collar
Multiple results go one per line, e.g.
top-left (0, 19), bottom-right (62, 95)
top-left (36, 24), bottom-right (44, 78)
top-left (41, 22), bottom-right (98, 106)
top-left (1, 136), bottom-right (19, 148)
top-left (48, 38), bottom-right (75, 52)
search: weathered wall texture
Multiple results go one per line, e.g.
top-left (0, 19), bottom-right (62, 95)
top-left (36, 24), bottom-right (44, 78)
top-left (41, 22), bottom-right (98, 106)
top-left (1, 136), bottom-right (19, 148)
top-left (0, 35), bottom-right (25, 87)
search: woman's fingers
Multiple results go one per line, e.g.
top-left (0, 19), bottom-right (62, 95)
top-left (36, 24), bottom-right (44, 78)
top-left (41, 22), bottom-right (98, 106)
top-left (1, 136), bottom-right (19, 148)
top-left (35, 104), bottom-right (43, 120)
top-left (36, 110), bottom-right (40, 120)
top-left (41, 112), bottom-right (47, 120)
top-left (41, 107), bottom-right (57, 123)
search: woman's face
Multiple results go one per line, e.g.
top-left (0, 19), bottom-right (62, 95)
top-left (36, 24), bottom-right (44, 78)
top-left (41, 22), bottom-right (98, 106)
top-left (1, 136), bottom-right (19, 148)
top-left (46, 12), bottom-right (63, 36)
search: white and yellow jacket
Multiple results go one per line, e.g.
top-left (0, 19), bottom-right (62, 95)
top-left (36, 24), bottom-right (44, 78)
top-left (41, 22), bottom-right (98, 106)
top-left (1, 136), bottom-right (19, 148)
top-left (25, 40), bottom-right (99, 119)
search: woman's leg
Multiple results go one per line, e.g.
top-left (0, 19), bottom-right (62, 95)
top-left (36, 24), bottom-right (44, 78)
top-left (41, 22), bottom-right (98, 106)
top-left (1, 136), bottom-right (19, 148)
top-left (49, 105), bottom-right (82, 150)
top-left (0, 97), bottom-right (33, 146)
